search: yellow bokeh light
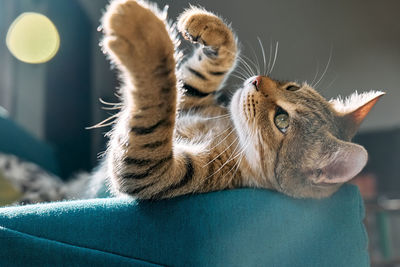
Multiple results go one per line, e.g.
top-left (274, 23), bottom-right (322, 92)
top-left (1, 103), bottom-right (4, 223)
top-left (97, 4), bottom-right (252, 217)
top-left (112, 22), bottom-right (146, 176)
top-left (6, 12), bottom-right (60, 64)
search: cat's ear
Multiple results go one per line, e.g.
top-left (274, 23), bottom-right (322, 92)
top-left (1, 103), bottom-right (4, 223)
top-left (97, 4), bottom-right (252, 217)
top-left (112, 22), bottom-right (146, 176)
top-left (330, 91), bottom-right (385, 138)
top-left (315, 140), bottom-right (368, 184)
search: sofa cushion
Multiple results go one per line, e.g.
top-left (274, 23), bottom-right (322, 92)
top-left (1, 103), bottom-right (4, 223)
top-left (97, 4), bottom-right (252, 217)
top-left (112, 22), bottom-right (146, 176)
top-left (0, 185), bottom-right (369, 266)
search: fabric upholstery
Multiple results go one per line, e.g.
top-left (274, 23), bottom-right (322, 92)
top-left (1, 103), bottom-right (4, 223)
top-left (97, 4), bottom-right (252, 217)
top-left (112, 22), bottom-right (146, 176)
top-left (0, 185), bottom-right (369, 266)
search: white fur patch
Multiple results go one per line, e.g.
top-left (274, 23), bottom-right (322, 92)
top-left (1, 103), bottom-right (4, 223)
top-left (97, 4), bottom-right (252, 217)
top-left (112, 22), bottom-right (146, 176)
top-left (329, 90), bottom-right (385, 114)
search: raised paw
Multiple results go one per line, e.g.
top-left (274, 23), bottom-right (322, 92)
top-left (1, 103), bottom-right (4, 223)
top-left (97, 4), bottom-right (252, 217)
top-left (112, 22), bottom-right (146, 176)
top-left (102, 0), bottom-right (174, 67)
top-left (177, 7), bottom-right (235, 50)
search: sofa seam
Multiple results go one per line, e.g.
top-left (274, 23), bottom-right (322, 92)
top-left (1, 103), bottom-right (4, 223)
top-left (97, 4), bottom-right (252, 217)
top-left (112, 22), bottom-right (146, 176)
top-left (0, 225), bottom-right (165, 266)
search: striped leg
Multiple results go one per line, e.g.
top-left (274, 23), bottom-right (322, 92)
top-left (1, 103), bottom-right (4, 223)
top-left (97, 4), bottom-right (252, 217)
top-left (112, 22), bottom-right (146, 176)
top-left (177, 7), bottom-right (238, 111)
top-left (102, 0), bottom-right (212, 199)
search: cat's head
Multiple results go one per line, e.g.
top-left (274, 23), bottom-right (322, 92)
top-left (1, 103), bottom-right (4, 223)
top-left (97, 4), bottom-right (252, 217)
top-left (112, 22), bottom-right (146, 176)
top-left (230, 75), bottom-right (384, 198)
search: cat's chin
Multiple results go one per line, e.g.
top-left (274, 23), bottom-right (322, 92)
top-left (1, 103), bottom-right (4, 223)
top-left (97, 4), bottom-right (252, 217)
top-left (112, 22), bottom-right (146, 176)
top-left (229, 88), bottom-right (244, 127)
top-left (229, 85), bottom-right (252, 124)
top-left (229, 87), bottom-right (254, 142)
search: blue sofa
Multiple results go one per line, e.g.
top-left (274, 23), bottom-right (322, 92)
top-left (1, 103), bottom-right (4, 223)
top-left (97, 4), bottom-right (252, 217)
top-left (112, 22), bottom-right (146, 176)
top-left (0, 114), bottom-right (369, 266)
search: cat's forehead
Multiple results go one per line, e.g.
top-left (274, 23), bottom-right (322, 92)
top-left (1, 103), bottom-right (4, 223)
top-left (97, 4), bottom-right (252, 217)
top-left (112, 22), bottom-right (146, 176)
top-left (274, 81), bottom-right (333, 113)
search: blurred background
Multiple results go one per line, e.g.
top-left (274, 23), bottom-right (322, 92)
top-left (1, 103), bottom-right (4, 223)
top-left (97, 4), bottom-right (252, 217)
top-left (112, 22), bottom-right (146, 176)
top-left (0, 0), bottom-right (399, 265)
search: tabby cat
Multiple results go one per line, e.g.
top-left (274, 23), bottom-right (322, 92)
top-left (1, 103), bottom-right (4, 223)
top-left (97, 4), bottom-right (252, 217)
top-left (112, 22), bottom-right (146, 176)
top-left (95, 0), bottom-right (384, 200)
top-left (5, 0), bottom-right (382, 204)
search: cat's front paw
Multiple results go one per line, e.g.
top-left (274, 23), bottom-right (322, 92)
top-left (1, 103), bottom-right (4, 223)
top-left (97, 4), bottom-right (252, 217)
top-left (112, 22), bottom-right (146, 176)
top-left (102, 0), bottom-right (173, 67)
top-left (177, 7), bottom-right (235, 50)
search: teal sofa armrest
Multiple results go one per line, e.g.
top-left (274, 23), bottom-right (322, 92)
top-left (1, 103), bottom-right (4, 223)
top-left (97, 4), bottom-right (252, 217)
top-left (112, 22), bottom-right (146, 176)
top-left (0, 185), bottom-right (368, 266)
top-left (0, 116), bottom-right (59, 175)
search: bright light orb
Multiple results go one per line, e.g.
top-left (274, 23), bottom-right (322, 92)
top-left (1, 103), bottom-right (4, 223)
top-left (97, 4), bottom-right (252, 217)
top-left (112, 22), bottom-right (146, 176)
top-left (6, 12), bottom-right (60, 64)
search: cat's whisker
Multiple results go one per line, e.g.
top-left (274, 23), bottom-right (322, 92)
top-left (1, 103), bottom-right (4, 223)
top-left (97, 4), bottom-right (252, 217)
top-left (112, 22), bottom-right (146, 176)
top-left (266, 41), bottom-right (273, 75)
top-left (86, 113), bottom-right (119, 129)
top-left (97, 150), bottom-right (106, 159)
top-left (204, 136), bottom-right (239, 167)
top-left (310, 61), bottom-right (320, 87)
top-left (222, 48), bottom-right (254, 77)
top-left (232, 64), bottom-right (252, 79)
top-left (322, 75), bottom-right (338, 93)
top-left (257, 37), bottom-right (267, 76)
top-left (230, 72), bottom-right (248, 81)
top-left (224, 145), bottom-right (247, 184)
top-left (216, 137), bottom-right (251, 180)
top-left (313, 48), bottom-right (333, 88)
top-left (101, 106), bottom-right (121, 110)
top-left (219, 131), bottom-right (252, 173)
top-left (230, 75), bottom-right (246, 82)
top-left (247, 41), bottom-right (261, 75)
top-left (203, 114), bottom-right (230, 120)
top-left (233, 64), bottom-right (252, 79)
top-left (268, 41), bottom-right (279, 75)
top-left (239, 53), bottom-right (259, 76)
top-left (99, 98), bottom-right (122, 106)
top-left (210, 126), bottom-right (233, 140)
top-left (236, 56), bottom-right (255, 77)
top-left (235, 51), bottom-right (258, 76)
top-left (205, 129), bottom-right (236, 158)
top-left (234, 62), bottom-right (252, 79)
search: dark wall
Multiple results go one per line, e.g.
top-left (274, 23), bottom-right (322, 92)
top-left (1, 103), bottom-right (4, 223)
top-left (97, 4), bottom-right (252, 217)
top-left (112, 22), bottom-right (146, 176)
top-left (355, 129), bottom-right (400, 198)
top-left (44, 1), bottom-right (92, 178)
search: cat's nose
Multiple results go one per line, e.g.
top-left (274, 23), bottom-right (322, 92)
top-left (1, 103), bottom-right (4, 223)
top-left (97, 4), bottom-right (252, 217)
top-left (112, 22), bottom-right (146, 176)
top-left (252, 76), bottom-right (275, 93)
top-left (252, 76), bottom-right (262, 91)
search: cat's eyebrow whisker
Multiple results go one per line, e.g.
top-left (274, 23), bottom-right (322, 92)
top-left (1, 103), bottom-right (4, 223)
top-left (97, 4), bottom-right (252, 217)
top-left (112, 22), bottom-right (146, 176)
top-left (310, 60), bottom-right (320, 87)
top-left (257, 37), bottom-right (267, 76)
top-left (266, 41), bottom-right (273, 74)
top-left (268, 41), bottom-right (279, 75)
top-left (322, 75), bottom-right (338, 93)
top-left (313, 48), bottom-right (333, 88)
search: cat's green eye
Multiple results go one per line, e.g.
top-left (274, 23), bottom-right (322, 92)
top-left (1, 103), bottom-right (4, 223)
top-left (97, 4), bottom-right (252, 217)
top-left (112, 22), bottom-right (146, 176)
top-left (286, 85), bottom-right (300, 91)
top-left (274, 108), bottom-right (289, 133)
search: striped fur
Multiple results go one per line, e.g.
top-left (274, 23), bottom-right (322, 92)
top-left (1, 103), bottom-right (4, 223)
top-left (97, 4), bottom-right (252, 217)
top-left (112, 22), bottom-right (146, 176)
top-left (101, 0), bottom-right (382, 200)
